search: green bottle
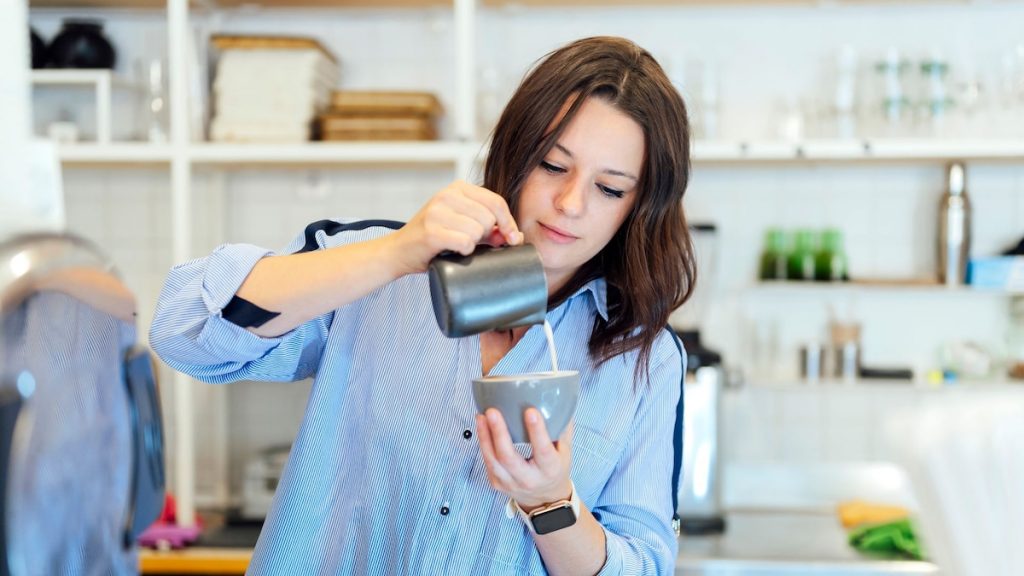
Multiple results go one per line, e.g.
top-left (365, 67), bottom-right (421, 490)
top-left (788, 229), bottom-right (818, 281)
top-left (759, 229), bottom-right (789, 281)
top-left (815, 228), bottom-right (849, 282)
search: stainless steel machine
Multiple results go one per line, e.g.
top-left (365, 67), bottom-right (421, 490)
top-left (672, 223), bottom-right (727, 535)
top-left (0, 233), bottom-right (165, 575)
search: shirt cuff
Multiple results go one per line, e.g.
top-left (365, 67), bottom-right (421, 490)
top-left (595, 527), bottom-right (624, 576)
top-left (196, 306), bottom-right (284, 362)
top-left (194, 243), bottom-right (281, 361)
top-left (200, 243), bottom-right (273, 313)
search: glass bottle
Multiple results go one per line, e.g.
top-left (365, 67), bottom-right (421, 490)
top-left (788, 229), bottom-right (818, 281)
top-left (874, 48), bottom-right (911, 137)
top-left (815, 228), bottom-right (849, 282)
top-left (759, 229), bottom-right (789, 281)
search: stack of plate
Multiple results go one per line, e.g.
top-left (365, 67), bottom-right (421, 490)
top-left (209, 35), bottom-right (339, 143)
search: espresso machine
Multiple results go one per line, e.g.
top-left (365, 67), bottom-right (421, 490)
top-left (671, 223), bottom-right (726, 535)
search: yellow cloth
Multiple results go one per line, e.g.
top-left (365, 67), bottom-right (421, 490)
top-left (836, 500), bottom-right (910, 529)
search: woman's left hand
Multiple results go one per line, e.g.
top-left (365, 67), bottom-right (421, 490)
top-left (476, 407), bottom-right (574, 511)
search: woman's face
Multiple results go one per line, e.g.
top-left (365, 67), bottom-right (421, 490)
top-left (517, 96), bottom-right (645, 294)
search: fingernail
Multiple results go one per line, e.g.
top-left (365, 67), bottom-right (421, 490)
top-left (526, 410), bottom-right (538, 424)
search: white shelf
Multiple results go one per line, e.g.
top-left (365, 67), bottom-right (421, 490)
top-left (31, 69), bottom-right (112, 84)
top-left (746, 281), bottom-right (1018, 297)
top-left (692, 139), bottom-right (1024, 163)
top-left (57, 143), bottom-right (172, 164)
top-left (40, 138), bottom-right (1024, 167)
top-left (189, 141), bottom-right (480, 166)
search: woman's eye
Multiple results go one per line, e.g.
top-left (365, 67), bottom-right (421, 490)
top-left (598, 184), bottom-right (625, 199)
top-left (540, 161), bottom-right (566, 174)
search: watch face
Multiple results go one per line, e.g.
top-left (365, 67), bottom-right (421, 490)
top-left (532, 504), bottom-right (577, 535)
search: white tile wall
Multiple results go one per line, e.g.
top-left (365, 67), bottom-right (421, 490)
top-left (722, 382), bottom-right (1022, 468)
top-left (38, 2), bottom-right (1024, 503)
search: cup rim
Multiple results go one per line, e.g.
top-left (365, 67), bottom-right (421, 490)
top-left (474, 370), bottom-right (578, 382)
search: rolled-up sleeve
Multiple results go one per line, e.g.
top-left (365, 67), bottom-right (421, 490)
top-left (149, 242), bottom-right (332, 384)
top-left (594, 346), bottom-right (683, 575)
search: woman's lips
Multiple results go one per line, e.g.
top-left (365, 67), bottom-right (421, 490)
top-left (539, 222), bottom-right (578, 244)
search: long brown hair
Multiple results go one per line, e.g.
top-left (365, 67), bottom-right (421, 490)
top-left (484, 36), bottom-right (697, 382)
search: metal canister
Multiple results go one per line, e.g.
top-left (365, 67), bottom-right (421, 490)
top-left (938, 162), bottom-right (972, 286)
top-left (428, 244), bottom-right (548, 338)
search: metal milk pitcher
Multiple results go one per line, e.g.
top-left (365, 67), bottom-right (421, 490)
top-left (428, 244), bottom-right (548, 338)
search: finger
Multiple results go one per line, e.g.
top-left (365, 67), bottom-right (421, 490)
top-left (427, 226), bottom-right (477, 256)
top-left (523, 407), bottom-right (561, 475)
top-left (556, 419), bottom-right (575, 458)
top-left (430, 210), bottom-right (486, 255)
top-left (461, 185), bottom-right (522, 245)
top-left (476, 414), bottom-right (514, 488)
top-left (485, 408), bottom-right (533, 481)
top-left (447, 192), bottom-right (498, 237)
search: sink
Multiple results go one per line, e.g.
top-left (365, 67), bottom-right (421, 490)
top-left (676, 510), bottom-right (939, 576)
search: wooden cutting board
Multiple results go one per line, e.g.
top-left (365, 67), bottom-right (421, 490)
top-left (211, 34), bottom-right (337, 63)
top-left (328, 91), bottom-right (443, 117)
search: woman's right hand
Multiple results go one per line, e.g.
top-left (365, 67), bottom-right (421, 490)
top-left (387, 180), bottom-right (524, 276)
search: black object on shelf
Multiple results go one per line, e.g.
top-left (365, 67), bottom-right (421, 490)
top-left (679, 516), bottom-right (727, 536)
top-left (1003, 235), bottom-right (1024, 256)
top-left (859, 366), bottom-right (914, 380)
top-left (47, 19), bottom-right (116, 69)
top-left (30, 28), bottom-right (47, 69)
top-left (675, 329), bottom-right (722, 372)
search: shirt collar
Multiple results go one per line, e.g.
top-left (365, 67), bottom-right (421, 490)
top-left (563, 277), bottom-right (609, 321)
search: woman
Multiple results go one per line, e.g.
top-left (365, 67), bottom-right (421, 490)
top-left (151, 36), bottom-right (695, 575)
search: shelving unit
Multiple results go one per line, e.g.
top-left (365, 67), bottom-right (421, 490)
top-left (38, 0), bottom-right (482, 529)
top-left (27, 0), bottom-right (1024, 532)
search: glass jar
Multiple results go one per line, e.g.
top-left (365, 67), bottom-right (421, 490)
top-left (758, 228), bottom-right (789, 281)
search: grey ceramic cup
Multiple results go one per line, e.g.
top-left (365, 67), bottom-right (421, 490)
top-left (472, 370), bottom-right (580, 444)
top-left (428, 244), bottom-right (547, 338)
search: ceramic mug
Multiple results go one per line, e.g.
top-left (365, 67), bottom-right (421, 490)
top-left (472, 370), bottom-right (579, 443)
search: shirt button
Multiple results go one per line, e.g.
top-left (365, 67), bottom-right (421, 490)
top-left (440, 505), bottom-right (450, 516)
top-left (463, 429), bottom-right (472, 439)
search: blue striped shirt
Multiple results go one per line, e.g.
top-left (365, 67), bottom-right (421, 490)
top-left (150, 220), bottom-right (682, 575)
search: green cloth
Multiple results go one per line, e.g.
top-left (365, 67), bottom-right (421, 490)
top-left (848, 519), bottom-right (924, 561)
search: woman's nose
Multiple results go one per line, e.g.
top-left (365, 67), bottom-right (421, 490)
top-left (554, 176), bottom-right (586, 217)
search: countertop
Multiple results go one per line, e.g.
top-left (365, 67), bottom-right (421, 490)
top-left (139, 510), bottom-right (939, 575)
top-left (677, 510), bottom-right (939, 575)
top-left (139, 547), bottom-right (251, 575)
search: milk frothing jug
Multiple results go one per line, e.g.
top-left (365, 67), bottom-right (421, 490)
top-left (428, 244), bottom-right (547, 338)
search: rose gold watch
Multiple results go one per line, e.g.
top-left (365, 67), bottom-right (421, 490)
top-left (512, 482), bottom-right (580, 536)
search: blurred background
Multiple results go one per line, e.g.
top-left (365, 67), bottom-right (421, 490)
top-left (3, 0), bottom-right (1023, 574)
